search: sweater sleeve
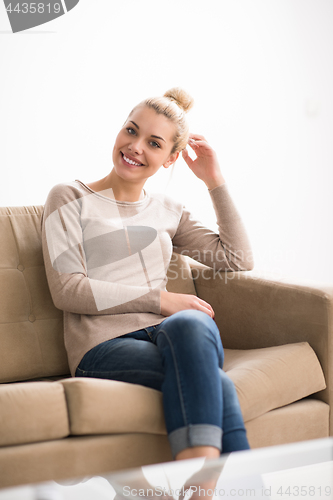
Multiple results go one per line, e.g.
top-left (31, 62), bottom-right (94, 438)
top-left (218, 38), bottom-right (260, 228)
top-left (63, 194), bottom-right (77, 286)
top-left (41, 183), bottom-right (161, 315)
top-left (172, 183), bottom-right (254, 271)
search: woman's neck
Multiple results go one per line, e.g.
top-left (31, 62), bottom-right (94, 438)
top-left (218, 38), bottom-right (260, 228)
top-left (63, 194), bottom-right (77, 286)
top-left (87, 171), bottom-right (145, 202)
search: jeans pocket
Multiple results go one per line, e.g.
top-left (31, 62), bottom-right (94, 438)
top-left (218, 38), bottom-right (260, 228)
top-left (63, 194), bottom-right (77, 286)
top-left (144, 325), bottom-right (156, 341)
top-left (75, 366), bottom-right (86, 377)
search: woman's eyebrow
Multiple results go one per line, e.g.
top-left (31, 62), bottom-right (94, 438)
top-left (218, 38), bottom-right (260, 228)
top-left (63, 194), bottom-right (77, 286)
top-left (129, 121), bottom-right (166, 143)
top-left (129, 121), bottom-right (139, 129)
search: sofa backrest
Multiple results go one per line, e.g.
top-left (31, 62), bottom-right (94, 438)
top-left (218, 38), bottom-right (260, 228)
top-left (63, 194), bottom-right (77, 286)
top-left (0, 205), bottom-right (196, 383)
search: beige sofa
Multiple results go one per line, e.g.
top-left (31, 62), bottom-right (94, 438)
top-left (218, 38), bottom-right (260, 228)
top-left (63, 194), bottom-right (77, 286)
top-left (0, 205), bottom-right (332, 489)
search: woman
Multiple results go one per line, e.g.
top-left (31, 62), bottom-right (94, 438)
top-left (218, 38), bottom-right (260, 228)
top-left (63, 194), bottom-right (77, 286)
top-left (41, 87), bottom-right (254, 463)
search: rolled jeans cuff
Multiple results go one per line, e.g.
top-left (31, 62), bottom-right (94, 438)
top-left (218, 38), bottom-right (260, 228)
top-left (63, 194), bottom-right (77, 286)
top-left (168, 424), bottom-right (222, 459)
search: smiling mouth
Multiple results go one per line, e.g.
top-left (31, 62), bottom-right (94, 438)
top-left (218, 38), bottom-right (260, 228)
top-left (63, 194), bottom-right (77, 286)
top-left (121, 152), bottom-right (144, 167)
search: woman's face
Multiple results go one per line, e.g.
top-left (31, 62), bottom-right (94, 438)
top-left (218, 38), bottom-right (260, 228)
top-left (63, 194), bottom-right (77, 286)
top-left (112, 105), bottom-right (179, 186)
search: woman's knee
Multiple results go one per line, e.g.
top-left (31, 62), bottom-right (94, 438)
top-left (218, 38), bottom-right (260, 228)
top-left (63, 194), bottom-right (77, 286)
top-left (156, 310), bottom-right (224, 364)
top-left (160, 310), bottom-right (221, 343)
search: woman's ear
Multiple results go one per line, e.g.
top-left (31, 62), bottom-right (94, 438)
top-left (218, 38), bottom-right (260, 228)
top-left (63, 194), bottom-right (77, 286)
top-left (163, 151), bottom-right (179, 169)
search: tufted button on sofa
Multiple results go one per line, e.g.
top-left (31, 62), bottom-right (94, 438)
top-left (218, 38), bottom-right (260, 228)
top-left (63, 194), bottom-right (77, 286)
top-left (0, 205), bottom-right (331, 489)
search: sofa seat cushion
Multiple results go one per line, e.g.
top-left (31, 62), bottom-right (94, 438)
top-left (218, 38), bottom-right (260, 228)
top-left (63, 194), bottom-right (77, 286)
top-left (60, 341), bottom-right (325, 436)
top-left (224, 342), bottom-right (326, 422)
top-left (61, 377), bottom-right (166, 436)
top-left (0, 382), bottom-right (70, 447)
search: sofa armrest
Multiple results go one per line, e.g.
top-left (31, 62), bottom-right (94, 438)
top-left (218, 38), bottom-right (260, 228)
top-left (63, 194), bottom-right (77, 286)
top-left (190, 261), bottom-right (333, 412)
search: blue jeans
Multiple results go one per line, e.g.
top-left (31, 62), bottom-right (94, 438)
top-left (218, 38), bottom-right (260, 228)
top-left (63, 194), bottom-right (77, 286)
top-left (75, 310), bottom-right (250, 459)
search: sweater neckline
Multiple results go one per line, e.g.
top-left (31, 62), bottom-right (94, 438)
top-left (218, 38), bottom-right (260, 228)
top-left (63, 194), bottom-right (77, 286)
top-left (74, 179), bottom-right (149, 206)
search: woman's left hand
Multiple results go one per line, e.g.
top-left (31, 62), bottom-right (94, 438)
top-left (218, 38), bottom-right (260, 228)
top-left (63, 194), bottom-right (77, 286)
top-left (182, 133), bottom-right (226, 190)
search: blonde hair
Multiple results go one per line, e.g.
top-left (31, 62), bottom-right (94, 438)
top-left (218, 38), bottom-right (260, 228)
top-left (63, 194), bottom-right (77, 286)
top-left (129, 87), bottom-right (194, 154)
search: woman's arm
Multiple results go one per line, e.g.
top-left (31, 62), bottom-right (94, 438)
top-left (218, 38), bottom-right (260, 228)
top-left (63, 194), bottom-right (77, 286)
top-left (173, 134), bottom-right (254, 271)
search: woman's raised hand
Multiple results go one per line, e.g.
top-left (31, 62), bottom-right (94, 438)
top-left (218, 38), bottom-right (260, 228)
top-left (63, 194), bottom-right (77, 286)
top-left (181, 133), bottom-right (226, 190)
top-left (160, 290), bottom-right (215, 319)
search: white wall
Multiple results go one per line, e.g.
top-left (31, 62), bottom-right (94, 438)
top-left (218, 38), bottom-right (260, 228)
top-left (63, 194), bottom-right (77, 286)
top-left (1, 0), bottom-right (332, 284)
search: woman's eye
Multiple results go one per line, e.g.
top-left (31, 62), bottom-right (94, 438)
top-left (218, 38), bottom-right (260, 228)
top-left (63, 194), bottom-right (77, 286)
top-left (150, 140), bottom-right (161, 149)
top-left (126, 127), bottom-right (136, 135)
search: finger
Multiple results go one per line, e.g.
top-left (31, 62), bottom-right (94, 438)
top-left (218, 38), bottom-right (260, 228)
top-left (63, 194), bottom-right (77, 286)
top-left (201, 300), bottom-right (215, 318)
top-left (189, 138), bottom-right (212, 151)
top-left (196, 296), bottom-right (214, 309)
top-left (200, 305), bottom-right (215, 318)
top-left (193, 302), bottom-right (213, 317)
top-left (196, 299), bottom-right (215, 318)
top-left (188, 141), bottom-right (214, 158)
top-left (188, 138), bottom-right (200, 148)
top-left (182, 148), bottom-right (195, 167)
top-left (189, 133), bottom-right (207, 141)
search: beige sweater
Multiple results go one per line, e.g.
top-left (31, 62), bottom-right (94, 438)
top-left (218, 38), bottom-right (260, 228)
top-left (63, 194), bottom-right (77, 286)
top-left (41, 179), bottom-right (254, 376)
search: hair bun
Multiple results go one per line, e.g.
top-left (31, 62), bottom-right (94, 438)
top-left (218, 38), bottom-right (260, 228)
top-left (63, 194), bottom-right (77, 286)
top-left (164, 87), bottom-right (194, 113)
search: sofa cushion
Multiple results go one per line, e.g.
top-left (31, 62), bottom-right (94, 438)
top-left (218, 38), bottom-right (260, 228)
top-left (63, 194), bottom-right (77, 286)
top-left (224, 342), bottom-right (326, 422)
top-left (0, 381), bottom-right (69, 447)
top-left (60, 341), bottom-right (325, 436)
top-left (61, 377), bottom-right (166, 436)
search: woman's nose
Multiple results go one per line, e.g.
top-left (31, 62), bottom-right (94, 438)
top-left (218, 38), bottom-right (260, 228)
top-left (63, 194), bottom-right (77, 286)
top-left (129, 139), bottom-right (143, 154)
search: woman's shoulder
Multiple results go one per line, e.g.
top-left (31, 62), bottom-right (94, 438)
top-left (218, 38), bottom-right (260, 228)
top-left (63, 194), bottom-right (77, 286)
top-left (43, 180), bottom-right (93, 217)
top-left (148, 191), bottom-right (184, 216)
top-left (45, 180), bottom-right (89, 203)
